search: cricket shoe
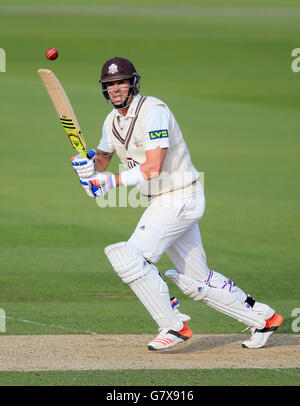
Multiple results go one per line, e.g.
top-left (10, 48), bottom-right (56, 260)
top-left (148, 322), bottom-right (193, 351)
top-left (170, 297), bottom-right (191, 323)
top-left (242, 312), bottom-right (284, 349)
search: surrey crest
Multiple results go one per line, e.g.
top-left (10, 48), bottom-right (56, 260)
top-left (108, 63), bottom-right (118, 74)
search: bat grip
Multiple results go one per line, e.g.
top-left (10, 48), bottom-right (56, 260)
top-left (86, 149), bottom-right (95, 160)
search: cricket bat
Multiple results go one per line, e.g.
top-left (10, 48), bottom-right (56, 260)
top-left (37, 68), bottom-right (89, 158)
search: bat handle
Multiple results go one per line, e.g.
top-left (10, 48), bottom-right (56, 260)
top-left (86, 149), bottom-right (95, 160)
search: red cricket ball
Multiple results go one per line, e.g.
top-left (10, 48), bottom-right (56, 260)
top-left (45, 48), bottom-right (58, 60)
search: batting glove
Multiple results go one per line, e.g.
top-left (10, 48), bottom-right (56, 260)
top-left (80, 173), bottom-right (116, 198)
top-left (71, 149), bottom-right (96, 178)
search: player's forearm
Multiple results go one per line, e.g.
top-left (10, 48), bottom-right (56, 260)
top-left (94, 149), bottom-right (114, 172)
top-left (118, 166), bottom-right (146, 186)
top-left (115, 174), bottom-right (122, 186)
top-left (116, 149), bottom-right (166, 185)
top-left (107, 166), bottom-right (150, 188)
top-left (94, 160), bottom-right (109, 172)
top-left (115, 163), bottom-right (160, 187)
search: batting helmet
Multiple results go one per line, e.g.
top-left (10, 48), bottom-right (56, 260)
top-left (99, 57), bottom-right (141, 106)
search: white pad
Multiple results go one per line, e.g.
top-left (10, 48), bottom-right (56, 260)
top-left (105, 242), bottom-right (183, 331)
top-left (105, 242), bottom-right (149, 284)
top-left (166, 270), bottom-right (271, 329)
top-left (165, 270), bottom-right (208, 301)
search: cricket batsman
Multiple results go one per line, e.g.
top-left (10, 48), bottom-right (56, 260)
top-left (71, 57), bottom-right (283, 350)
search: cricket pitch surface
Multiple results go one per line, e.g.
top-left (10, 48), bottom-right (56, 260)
top-left (0, 334), bottom-right (299, 371)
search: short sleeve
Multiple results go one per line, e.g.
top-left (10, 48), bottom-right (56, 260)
top-left (97, 118), bottom-right (115, 153)
top-left (143, 105), bottom-right (170, 151)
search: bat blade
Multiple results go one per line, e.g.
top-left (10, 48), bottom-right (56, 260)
top-left (37, 68), bottom-right (88, 157)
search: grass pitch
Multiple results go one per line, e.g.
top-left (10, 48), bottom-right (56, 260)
top-left (1, 369), bottom-right (300, 386)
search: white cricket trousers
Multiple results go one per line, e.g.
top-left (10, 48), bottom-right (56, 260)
top-left (128, 181), bottom-right (210, 282)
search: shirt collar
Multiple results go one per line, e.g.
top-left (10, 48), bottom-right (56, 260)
top-left (114, 93), bottom-right (142, 119)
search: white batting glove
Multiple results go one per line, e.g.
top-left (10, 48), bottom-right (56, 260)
top-left (80, 173), bottom-right (116, 198)
top-left (71, 149), bottom-right (96, 178)
top-left (79, 179), bottom-right (94, 197)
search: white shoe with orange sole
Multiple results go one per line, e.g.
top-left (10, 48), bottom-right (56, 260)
top-left (148, 322), bottom-right (193, 351)
top-left (242, 312), bottom-right (284, 349)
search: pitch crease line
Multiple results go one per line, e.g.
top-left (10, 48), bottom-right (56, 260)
top-left (5, 316), bottom-right (98, 335)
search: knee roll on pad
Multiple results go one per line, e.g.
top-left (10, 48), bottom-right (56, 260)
top-left (105, 242), bottom-right (152, 284)
top-left (165, 270), bottom-right (207, 301)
